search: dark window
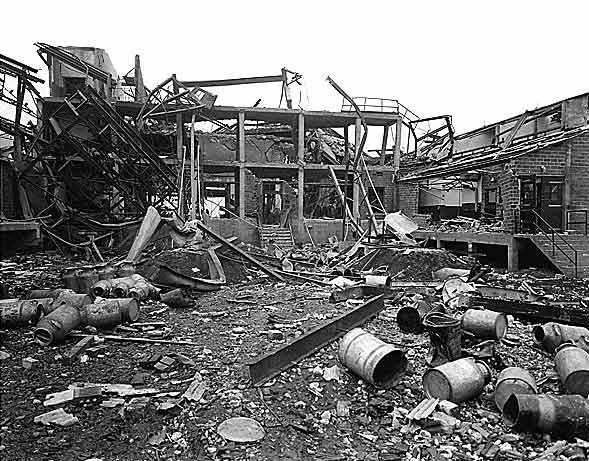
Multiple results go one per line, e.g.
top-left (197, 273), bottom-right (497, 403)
top-left (484, 188), bottom-right (497, 204)
top-left (549, 182), bottom-right (563, 205)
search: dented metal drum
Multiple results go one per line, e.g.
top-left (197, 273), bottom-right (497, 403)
top-left (554, 344), bottom-right (589, 397)
top-left (461, 309), bottom-right (508, 340)
top-left (422, 357), bottom-right (491, 403)
top-left (34, 304), bottom-right (81, 346)
top-left (0, 299), bottom-right (47, 328)
top-left (532, 323), bottom-right (589, 353)
top-left (503, 394), bottom-right (589, 437)
top-left (338, 328), bottom-right (407, 388)
top-left (494, 367), bottom-right (537, 411)
top-left (80, 298), bottom-right (139, 328)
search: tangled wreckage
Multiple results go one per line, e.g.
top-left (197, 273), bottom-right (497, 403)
top-left (0, 44), bottom-right (588, 460)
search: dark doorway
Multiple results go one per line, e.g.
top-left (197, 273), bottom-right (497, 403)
top-left (519, 175), bottom-right (564, 232)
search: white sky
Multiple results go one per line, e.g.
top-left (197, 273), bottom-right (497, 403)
top-left (2, 0), bottom-right (588, 135)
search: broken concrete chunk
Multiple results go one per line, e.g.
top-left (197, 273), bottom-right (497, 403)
top-left (173, 353), bottom-right (196, 367)
top-left (335, 400), bottom-right (350, 417)
top-left (182, 372), bottom-right (206, 402)
top-left (34, 408), bottom-right (78, 427)
top-left (130, 372), bottom-right (148, 385)
top-left (217, 417), bottom-right (265, 442)
top-left (154, 355), bottom-right (175, 372)
top-left (0, 351), bottom-right (10, 360)
top-left (22, 357), bottom-right (40, 370)
top-left (101, 398), bottom-right (125, 408)
top-left (267, 329), bottom-right (284, 340)
top-left (44, 389), bottom-right (74, 407)
top-left (72, 385), bottom-right (102, 399)
top-left (322, 365), bottom-right (341, 382)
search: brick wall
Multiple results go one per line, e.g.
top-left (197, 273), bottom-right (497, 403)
top-left (243, 169), bottom-right (260, 217)
top-left (397, 182), bottom-right (419, 216)
top-left (569, 132), bottom-right (589, 210)
top-left (0, 159), bottom-right (19, 218)
top-left (359, 170), bottom-right (395, 217)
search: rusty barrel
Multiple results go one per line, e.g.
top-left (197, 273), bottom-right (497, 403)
top-left (494, 367), bottom-right (537, 411)
top-left (533, 322), bottom-right (589, 353)
top-left (25, 288), bottom-right (70, 300)
top-left (112, 275), bottom-right (144, 298)
top-left (364, 275), bottom-right (391, 288)
top-left (461, 309), bottom-right (508, 340)
top-left (91, 279), bottom-right (113, 297)
top-left (503, 394), bottom-right (589, 437)
top-left (34, 304), bottom-right (81, 346)
top-left (423, 357), bottom-right (492, 403)
top-left (62, 267), bottom-right (80, 291)
top-left (397, 301), bottom-right (442, 334)
top-left (554, 344), bottom-right (589, 397)
top-left (0, 298), bottom-right (48, 328)
top-left (80, 298), bottom-right (139, 329)
top-left (129, 281), bottom-right (153, 301)
top-left (338, 328), bottom-right (407, 388)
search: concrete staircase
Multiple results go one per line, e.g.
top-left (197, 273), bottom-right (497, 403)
top-left (259, 225), bottom-right (294, 250)
top-left (529, 233), bottom-right (589, 278)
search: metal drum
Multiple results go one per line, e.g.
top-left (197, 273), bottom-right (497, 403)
top-left (494, 367), bottom-right (537, 411)
top-left (34, 304), bottom-right (81, 346)
top-left (338, 328), bottom-right (407, 388)
top-left (0, 299), bottom-right (46, 328)
top-left (80, 298), bottom-right (139, 328)
top-left (554, 344), bottom-right (589, 397)
top-left (423, 357), bottom-right (491, 403)
top-left (462, 309), bottom-right (508, 340)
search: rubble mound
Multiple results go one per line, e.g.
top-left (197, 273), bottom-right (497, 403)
top-left (361, 248), bottom-right (470, 280)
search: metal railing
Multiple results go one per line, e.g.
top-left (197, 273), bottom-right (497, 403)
top-left (341, 97), bottom-right (420, 122)
top-left (567, 209), bottom-right (588, 235)
top-left (531, 210), bottom-right (578, 278)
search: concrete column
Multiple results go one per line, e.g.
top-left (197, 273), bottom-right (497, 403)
top-left (297, 113), bottom-right (305, 238)
top-left (507, 238), bottom-right (519, 272)
top-left (238, 111), bottom-right (246, 219)
top-left (467, 242), bottom-right (474, 256)
top-left (436, 239), bottom-right (444, 249)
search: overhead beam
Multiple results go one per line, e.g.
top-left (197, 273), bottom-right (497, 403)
top-left (181, 75), bottom-right (283, 88)
top-left (247, 295), bottom-right (386, 386)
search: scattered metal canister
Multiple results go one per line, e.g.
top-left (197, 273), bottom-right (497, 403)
top-left (494, 367), bottom-right (537, 411)
top-left (129, 281), bottom-right (156, 301)
top-left (502, 394), bottom-right (589, 438)
top-left (0, 299), bottom-right (46, 328)
top-left (554, 343), bottom-right (589, 397)
top-left (34, 304), bottom-right (81, 346)
top-left (62, 267), bottom-right (80, 291)
top-left (397, 300), bottom-right (443, 334)
top-left (52, 290), bottom-right (92, 310)
top-left (25, 288), bottom-right (70, 300)
top-left (532, 322), bottom-right (589, 353)
top-left (112, 274), bottom-right (144, 298)
top-left (338, 328), bottom-right (408, 388)
top-left (364, 275), bottom-right (391, 288)
top-left (80, 298), bottom-right (139, 329)
top-left (461, 309), bottom-right (508, 340)
top-left (81, 266), bottom-right (100, 294)
top-left (422, 357), bottom-right (492, 403)
top-left (91, 279), bottom-right (113, 297)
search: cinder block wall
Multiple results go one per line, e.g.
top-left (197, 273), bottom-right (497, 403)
top-left (398, 182), bottom-right (419, 216)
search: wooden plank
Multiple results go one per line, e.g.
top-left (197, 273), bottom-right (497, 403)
top-left (194, 220), bottom-right (285, 282)
top-left (247, 295), bottom-right (386, 386)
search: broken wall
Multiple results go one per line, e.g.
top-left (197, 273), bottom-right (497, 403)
top-left (200, 134), bottom-right (295, 164)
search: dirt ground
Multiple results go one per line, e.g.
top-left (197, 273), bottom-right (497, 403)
top-left (1, 251), bottom-right (588, 460)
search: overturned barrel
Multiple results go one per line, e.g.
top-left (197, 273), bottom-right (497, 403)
top-left (364, 275), bottom-right (391, 288)
top-left (423, 357), bottom-right (492, 403)
top-left (461, 309), bottom-right (507, 340)
top-left (532, 323), bottom-right (589, 353)
top-left (34, 304), bottom-right (81, 346)
top-left (80, 298), bottom-right (139, 329)
top-left (554, 344), bottom-right (589, 397)
top-left (503, 394), bottom-right (589, 437)
top-left (397, 301), bottom-right (442, 334)
top-left (26, 288), bottom-right (70, 300)
top-left (494, 367), bottom-right (537, 411)
top-left (161, 288), bottom-right (194, 308)
top-left (338, 328), bottom-right (407, 388)
top-left (0, 299), bottom-right (47, 328)
top-left (129, 281), bottom-right (157, 301)
top-left (91, 279), bottom-right (113, 298)
top-left (111, 274), bottom-right (145, 298)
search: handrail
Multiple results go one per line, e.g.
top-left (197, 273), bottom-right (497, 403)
top-left (531, 210), bottom-right (578, 278)
top-left (567, 209), bottom-right (588, 236)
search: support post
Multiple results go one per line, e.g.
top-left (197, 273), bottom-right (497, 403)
top-left (190, 112), bottom-right (196, 220)
top-left (507, 238), bottom-right (519, 272)
top-left (297, 112), bottom-right (305, 238)
top-left (238, 111), bottom-right (246, 219)
top-left (393, 118), bottom-right (402, 209)
top-left (174, 75), bottom-right (184, 214)
top-left (282, 68), bottom-right (292, 109)
top-left (380, 125), bottom-right (389, 166)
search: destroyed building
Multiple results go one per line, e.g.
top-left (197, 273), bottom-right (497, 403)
top-left (1, 43), bottom-right (589, 461)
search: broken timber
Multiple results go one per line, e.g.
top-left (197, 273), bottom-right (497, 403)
top-left (466, 296), bottom-right (589, 328)
top-left (194, 221), bottom-right (285, 282)
top-left (247, 295), bottom-right (386, 386)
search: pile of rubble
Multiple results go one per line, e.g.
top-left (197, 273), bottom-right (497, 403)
top-left (1, 211), bottom-right (588, 460)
